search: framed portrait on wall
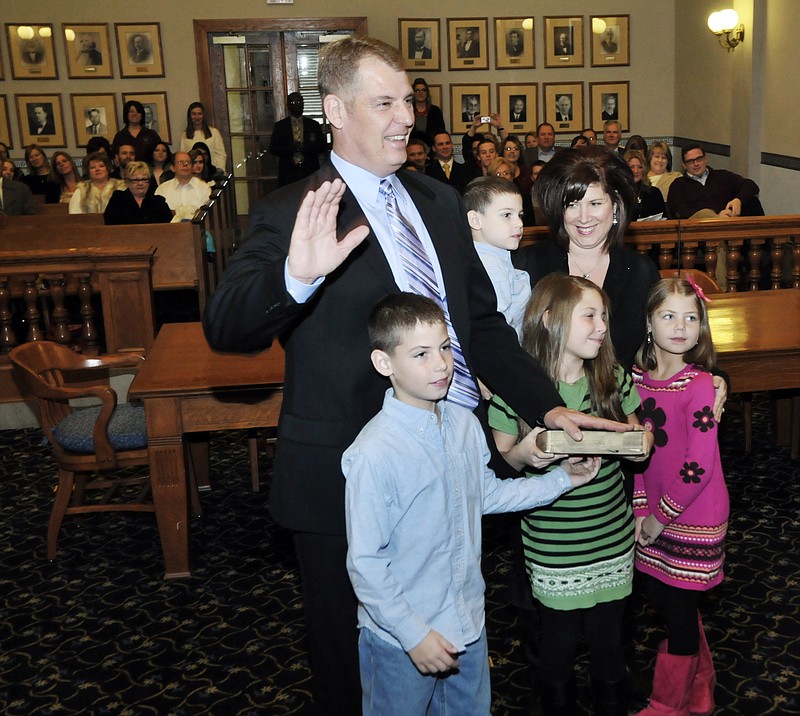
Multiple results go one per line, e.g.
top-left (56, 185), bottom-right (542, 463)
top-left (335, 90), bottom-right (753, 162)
top-left (122, 92), bottom-right (170, 143)
top-left (5, 24), bottom-right (59, 80)
top-left (450, 84), bottom-right (490, 135)
top-left (497, 83), bottom-right (538, 134)
top-left (495, 18), bottom-right (534, 70)
top-left (590, 81), bottom-right (629, 132)
top-left (70, 94), bottom-right (119, 147)
top-left (63, 23), bottom-right (114, 78)
top-left (591, 16), bottom-right (630, 67)
top-left (399, 19), bottom-right (440, 72)
top-left (447, 19), bottom-right (489, 71)
top-left (115, 23), bottom-right (165, 78)
top-left (15, 94), bottom-right (66, 148)
top-left (0, 96), bottom-right (12, 150)
top-left (544, 16), bottom-right (584, 68)
top-left (543, 82), bottom-right (584, 134)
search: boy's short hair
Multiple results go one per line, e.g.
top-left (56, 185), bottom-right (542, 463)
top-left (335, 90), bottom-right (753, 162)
top-left (368, 293), bottom-right (446, 354)
top-left (464, 175), bottom-right (521, 213)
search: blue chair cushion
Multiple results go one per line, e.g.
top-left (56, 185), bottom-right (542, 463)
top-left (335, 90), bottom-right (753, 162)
top-left (52, 404), bottom-right (147, 453)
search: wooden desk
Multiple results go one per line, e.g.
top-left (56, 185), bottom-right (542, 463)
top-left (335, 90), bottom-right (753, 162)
top-left (708, 290), bottom-right (800, 458)
top-left (128, 322), bottom-right (284, 578)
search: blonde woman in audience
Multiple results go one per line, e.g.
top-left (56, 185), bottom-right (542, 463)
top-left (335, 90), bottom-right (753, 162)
top-left (647, 141), bottom-right (682, 203)
top-left (69, 151), bottom-right (125, 214)
top-left (49, 151), bottom-right (82, 203)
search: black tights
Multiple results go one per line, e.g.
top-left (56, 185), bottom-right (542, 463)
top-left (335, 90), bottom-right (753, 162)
top-left (538, 599), bottom-right (628, 684)
top-left (644, 574), bottom-right (701, 655)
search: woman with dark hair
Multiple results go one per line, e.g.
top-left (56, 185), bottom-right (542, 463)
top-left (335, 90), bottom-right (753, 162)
top-left (22, 145), bottom-right (60, 203)
top-left (69, 151), bottom-right (125, 214)
top-left (513, 145), bottom-right (659, 369)
top-left (570, 134), bottom-right (590, 147)
top-left (409, 77), bottom-right (446, 146)
top-left (111, 100), bottom-right (162, 164)
top-left (624, 134), bottom-right (648, 154)
top-left (190, 141), bottom-right (224, 183)
top-left (624, 149), bottom-right (666, 220)
top-left (103, 161), bottom-right (172, 225)
top-left (150, 142), bottom-right (173, 185)
top-left (49, 151), bottom-right (82, 203)
top-left (501, 135), bottom-right (535, 225)
top-left (179, 102), bottom-right (227, 171)
top-left (2, 159), bottom-right (24, 181)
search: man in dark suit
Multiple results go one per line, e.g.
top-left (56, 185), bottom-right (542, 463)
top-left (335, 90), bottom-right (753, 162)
top-left (0, 177), bottom-right (39, 215)
top-left (510, 96), bottom-right (527, 123)
top-left (409, 28), bottom-right (432, 59)
top-left (204, 36), bottom-right (626, 716)
top-left (85, 108), bottom-right (108, 136)
top-left (556, 94), bottom-right (573, 122)
top-left (459, 28), bottom-right (480, 57)
top-left (426, 131), bottom-right (471, 195)
top-left (29, 105), bottom-right (55, 136)
top-left (268, 92), bottom-right (327, 187)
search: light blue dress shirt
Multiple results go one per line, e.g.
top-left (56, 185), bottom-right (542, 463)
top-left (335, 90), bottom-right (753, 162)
top-left (473, 242), bottom-right (531, 340)
top-left (343, 389), bottom-right (572, 653)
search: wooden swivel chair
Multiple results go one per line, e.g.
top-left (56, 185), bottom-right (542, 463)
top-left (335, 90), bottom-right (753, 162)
top-left (9, 341), bottom-right (153, 559)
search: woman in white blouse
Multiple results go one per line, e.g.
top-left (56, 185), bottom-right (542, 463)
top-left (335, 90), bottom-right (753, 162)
top-left (179, 102), bottom-right (227, 172)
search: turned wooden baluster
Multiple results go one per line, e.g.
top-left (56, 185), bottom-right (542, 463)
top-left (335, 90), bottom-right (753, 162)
top-left (22, 277), bottom-right (45, 343)
top-left (725, 243), bottom-right (742, 292)
top-left (680, 242), bottom-right (696, 271)
top-left (704, 242), bottom-right (719, 280)
top-left (658, 244), bottom-right (674, 271)
top-left (49, 277), bottom-right (71, 345)
top-left (746, 239), bottom-right (764, 291)
top-left (791, 242), bottom-right (800, 289)
top-left (77, 274), bottom-right (99, 355)
top-left (0, 277), bottom-right (14, 353)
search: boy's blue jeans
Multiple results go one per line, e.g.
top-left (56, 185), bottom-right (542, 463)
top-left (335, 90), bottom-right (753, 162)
top-left (359, 627), bottom-right (491, 716)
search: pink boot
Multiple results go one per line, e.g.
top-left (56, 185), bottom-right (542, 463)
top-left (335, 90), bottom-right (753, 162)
top-left (690, 614), bottom-right (716, 715)
top-left (636, 641), bottom-right (699, 716)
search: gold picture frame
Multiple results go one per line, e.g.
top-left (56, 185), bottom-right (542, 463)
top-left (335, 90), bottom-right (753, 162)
top-left (115, 23), bottom-right (165, 78)
top-left (5, 24), bottom-right (59, 80)
top-left (543, 82), bottom-right (584, 134)
top-left (63, 23), bottom-right (114, 79)
top-left (495, 18), bottom-right (534, 70)
top-left (450, 84), bottom-right (491, 135)
top-left (590, 81), bottom-right (630, 132)
top-left (399, 19), bottom-right (440, 72)
top-left (0, 96), bottom-right (12, 150)
top-left (122, 92), bottom-right (171, 144)
top-left (590, 15), bottom-right (630, 67)
top-left (544, 16), bottom-right (584, 68)
top-left (497, 84), bottom-right (538, 135)
top-left (447, 19), bottom-right (489, 71)
top-left (15, 94), bottom-right (66, 148)
top-left (70, 94), bottom-right (119, 148)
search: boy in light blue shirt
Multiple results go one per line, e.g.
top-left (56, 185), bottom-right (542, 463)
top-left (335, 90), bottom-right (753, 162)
top-left (465, 176), bottom-right (531, 340)
top-left (342, 293), bottom-right (599, 715)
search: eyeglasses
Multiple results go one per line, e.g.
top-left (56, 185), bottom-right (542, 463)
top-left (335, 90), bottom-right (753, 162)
top-left (127, 177), bottom-right (149, 183)
top-left (684, 155), bottom-right (705, 164)
top-left (413, 88), bottom-right (428, 93)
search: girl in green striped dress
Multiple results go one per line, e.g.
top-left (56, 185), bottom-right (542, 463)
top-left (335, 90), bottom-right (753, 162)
top-left (489, 274), bottom-right (653, 714)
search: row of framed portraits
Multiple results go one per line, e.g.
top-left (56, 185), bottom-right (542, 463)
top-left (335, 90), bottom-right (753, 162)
top-left (0, 92), bottom-right (171, 150)
top-left (1, 23), bottom-right (165, 80)
top-left (422, 81), bottom-right (630, 137)
top-left (400, 16), bottom-right (629, 72)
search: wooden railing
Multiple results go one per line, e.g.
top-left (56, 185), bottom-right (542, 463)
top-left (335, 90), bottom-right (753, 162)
top-left (520, 215), bottom-right (800, 291)
top-left (193, 173), bottom-right (239, 291)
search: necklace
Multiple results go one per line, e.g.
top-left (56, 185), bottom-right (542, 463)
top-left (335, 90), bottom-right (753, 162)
top-left (569, 251), bottom-right (608, 280)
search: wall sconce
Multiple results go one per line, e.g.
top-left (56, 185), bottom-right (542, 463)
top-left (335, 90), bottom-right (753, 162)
top-left (707, 9), bottom-right (745, 51)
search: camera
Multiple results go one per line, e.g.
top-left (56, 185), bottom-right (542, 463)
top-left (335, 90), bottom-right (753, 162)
top-left (479, 116), bottom-right (492, 125)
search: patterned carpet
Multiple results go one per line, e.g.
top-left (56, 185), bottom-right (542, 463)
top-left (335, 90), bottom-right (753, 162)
top-left (0, 394), bottom-right (797, 715)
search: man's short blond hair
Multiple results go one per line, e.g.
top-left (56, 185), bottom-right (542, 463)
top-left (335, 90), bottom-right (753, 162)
top-left (318, 36), bottom-right (405, 103)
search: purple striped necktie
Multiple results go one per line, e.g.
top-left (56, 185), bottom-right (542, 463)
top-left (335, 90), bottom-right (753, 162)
top-left (379, 179), bottom-right (479, 409)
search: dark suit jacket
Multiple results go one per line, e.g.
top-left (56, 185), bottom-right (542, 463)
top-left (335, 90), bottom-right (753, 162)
top-left (426, 158), bottom-right (472, 195)
top-left (1, 178), bottom-right (39, 215)
top-left (30, 121), bottom-right (56, 136)
top-left (411, 47), bottom-right (432, 59)
top-left (460, 40), bottom-right (480, 57)
top-left (269, 115), bottom-right (327, 187)
top-left (204, 163), bottom-right (563, 535)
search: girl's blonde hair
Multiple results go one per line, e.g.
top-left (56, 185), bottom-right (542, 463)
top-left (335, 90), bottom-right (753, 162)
top-left (635, 278), bottom-right (717, 372)
top-left (518, 274), bottom-right (625, 437)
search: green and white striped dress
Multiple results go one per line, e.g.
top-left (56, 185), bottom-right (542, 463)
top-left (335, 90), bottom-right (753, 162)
top-left (488, 367), bottom-right (639, 610)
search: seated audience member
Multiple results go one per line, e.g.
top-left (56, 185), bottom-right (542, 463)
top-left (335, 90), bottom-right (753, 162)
top-left (624, 134), bottom-right (648, 153)
top-left (487, 156), bottom-right (534, 227)
top-left (111, 143), bottom-right (136, 179)
top-left (522, 131), bottom-right (538, 164)
top-left (426, 131), bottom-right (471, 195)
top-left (69, 152), bottom-right (125, 214)
top-left (150, 142), bottom-right (173, 185)
top-left (190, 148), bottom-right (215, 185)
top-left (667, 143), bottom-right (764, 219)
top-left (1, 173), bottom-right (39, 215)
top-left (2, 159), bottom-right (24, 181)
top-left (571, 134), bottom-right (590, 148)
top-left (49, 151), bottom-right (82, 204)
top-left (179, 102), bottom-right (227, 171)
top-left (602, 120), bottom-right (624, 155)
top-left (625, 149), bottom-right (666, 219)
top-left (104, 161), bottom-right (172, 225)
top-left (647, 141), bottom-right (683, 203)
top-left (0, 142), bottom-right (10, 162)
top-left (191, 142), bottom-right (225, 183)
top-left (155, 151), bottom-right (212, 221)
top-left (536, 122), bottom-right (557, 162)
top-left (475, 137), bottom-right (500, 177)
top-left (462, 114), bottom-right (507, 177)
top-left (464, 176), bottom-right (530, 339)
top-left (112, 100), bottom-right (162, 164)
top-left (405, 138), bottom-right (429, 172)
top-left (86, 136), bottom-right (112, 158)
top-left (529, 160), bottom-right (547, 226)
top-left (580, 128), bottom-right (598, 144)
top-left (21, 145), bottom-right (60, 203)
